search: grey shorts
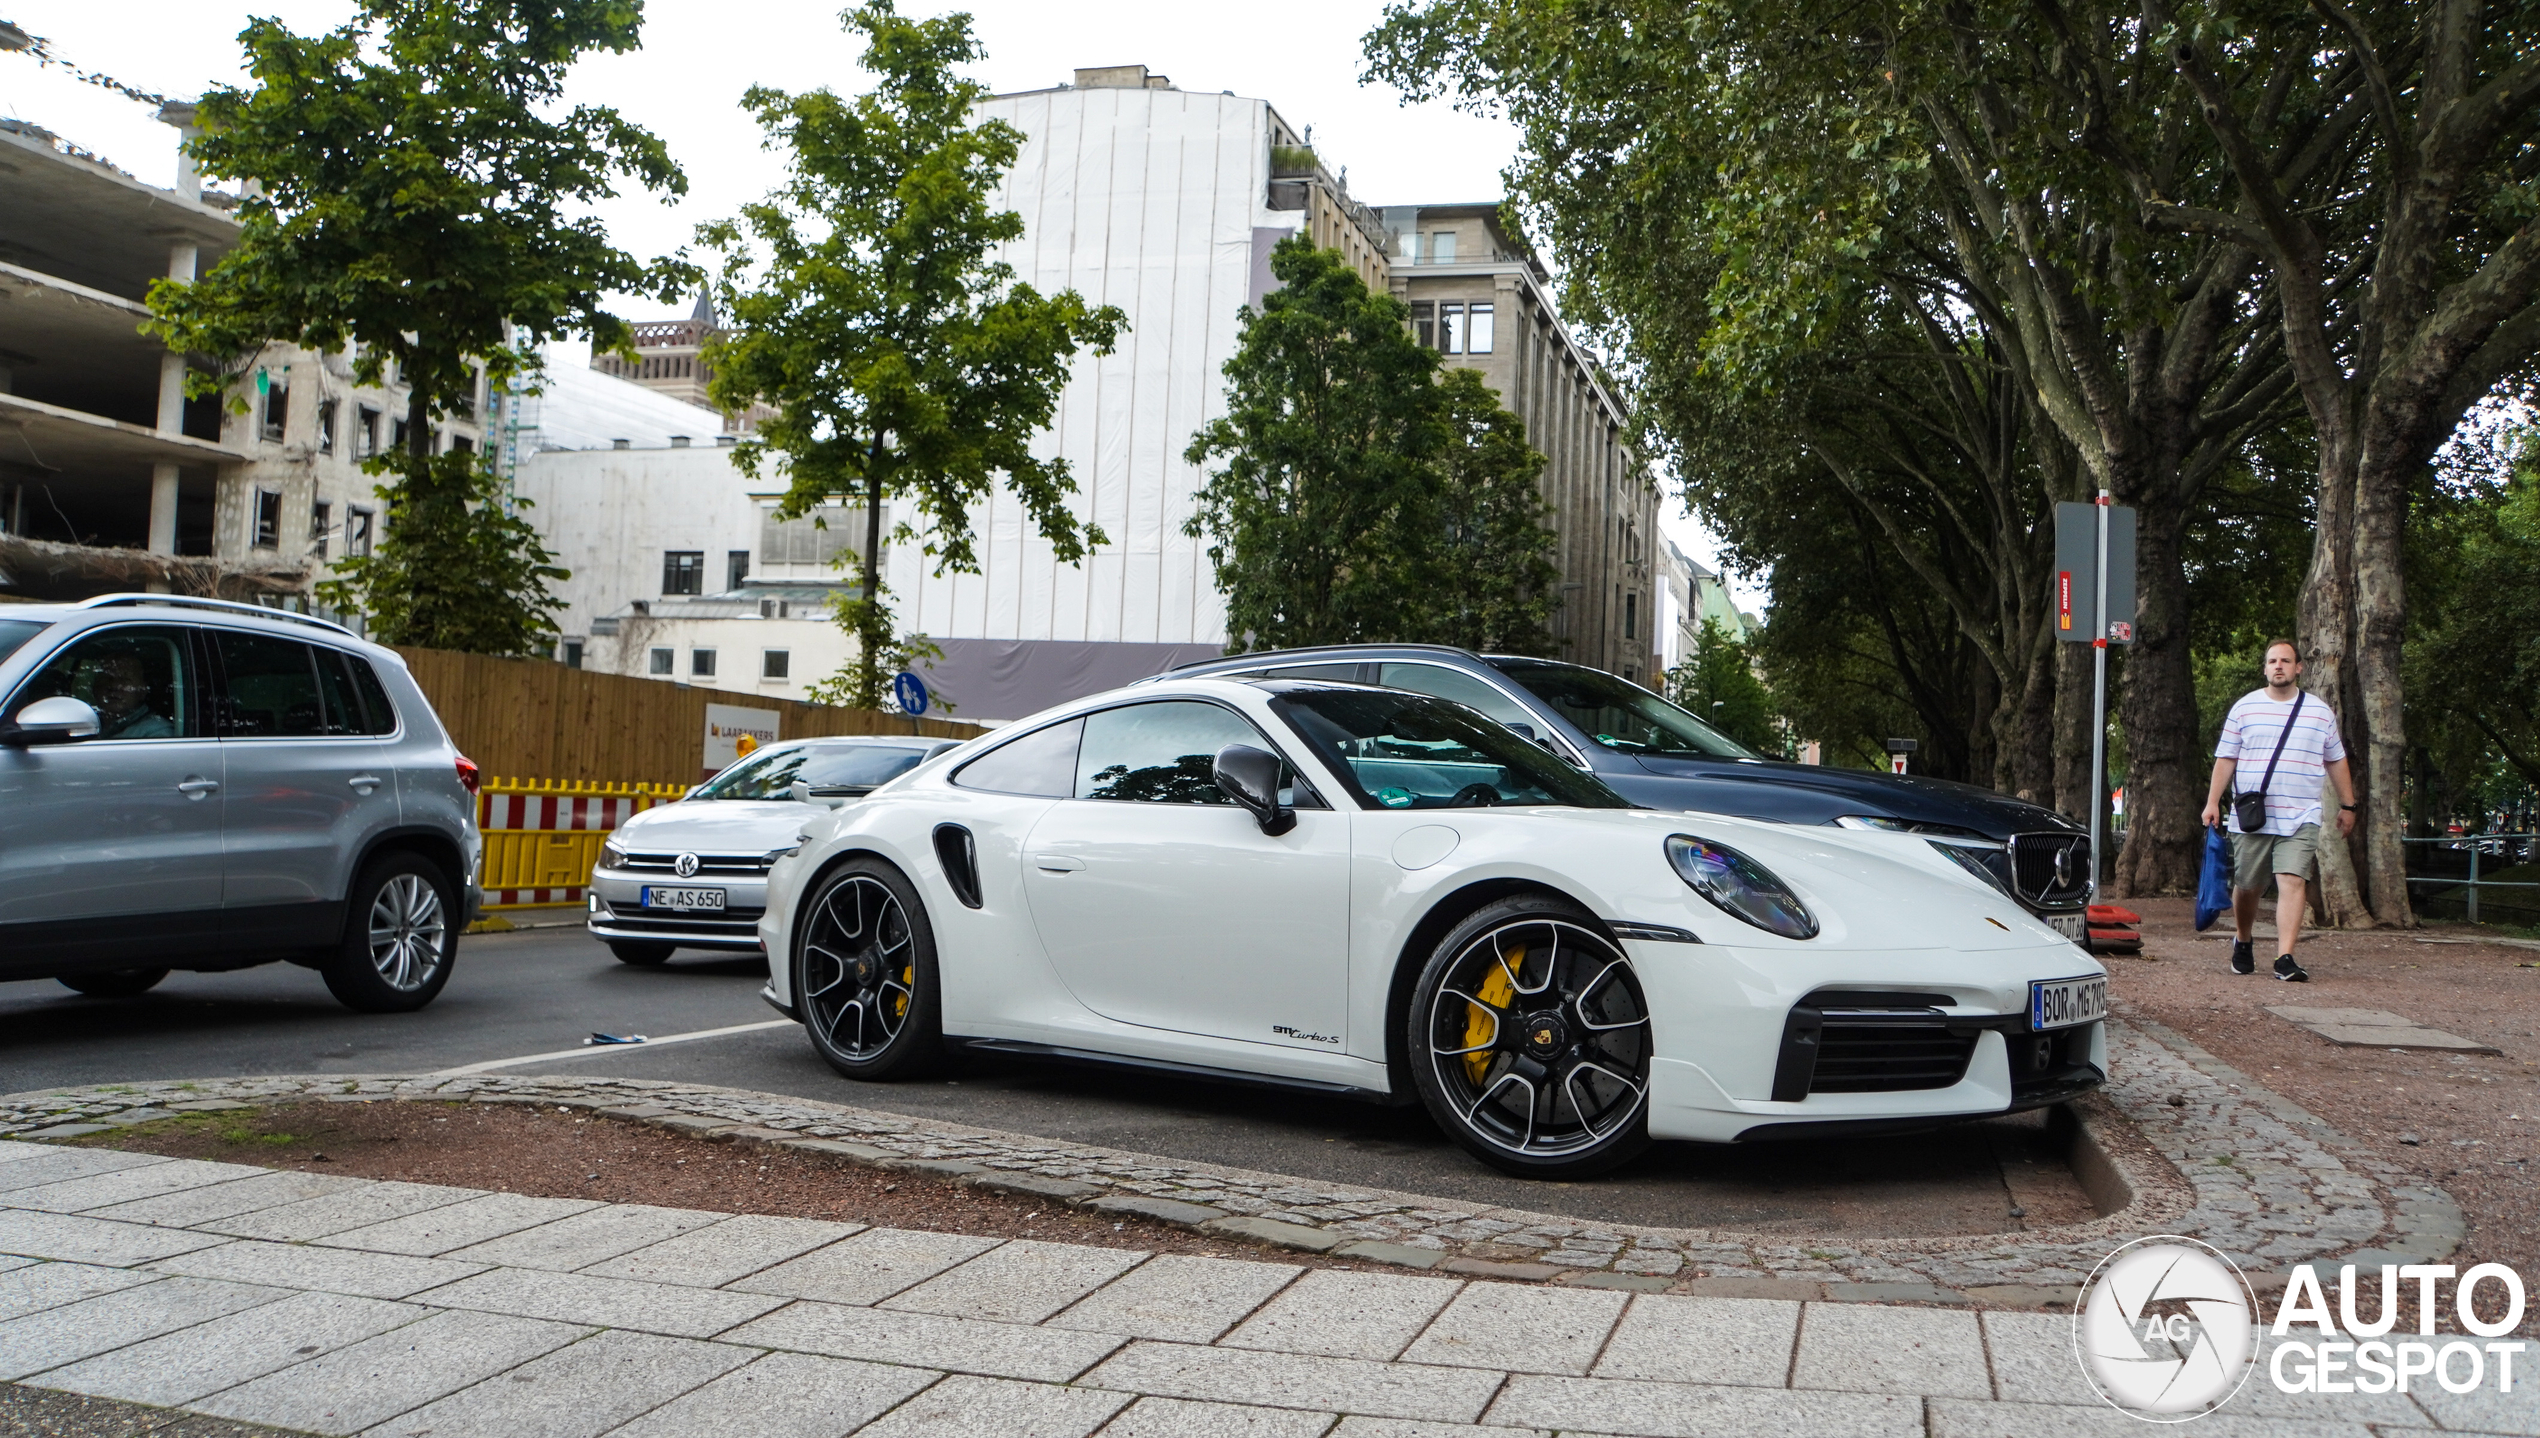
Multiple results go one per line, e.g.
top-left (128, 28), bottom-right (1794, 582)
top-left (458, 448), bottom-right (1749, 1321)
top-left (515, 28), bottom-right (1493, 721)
top-left (2233, 825), bottom-right (2319, 890)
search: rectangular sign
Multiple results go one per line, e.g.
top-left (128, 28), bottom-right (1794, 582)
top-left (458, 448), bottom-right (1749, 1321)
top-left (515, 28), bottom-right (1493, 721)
top-left (702, 703), bottom-right (780, 779)
top-left (2051, 501), bottom-right (2137, 643)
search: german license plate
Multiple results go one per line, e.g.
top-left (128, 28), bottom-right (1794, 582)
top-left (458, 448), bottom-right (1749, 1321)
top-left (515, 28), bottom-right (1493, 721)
top-left (641, 886), bottom-right (725, 911)
top-left (2030, 975), bottom-right (2107, 1031)
top-left (2046, 912), bottom-right (2087, 943)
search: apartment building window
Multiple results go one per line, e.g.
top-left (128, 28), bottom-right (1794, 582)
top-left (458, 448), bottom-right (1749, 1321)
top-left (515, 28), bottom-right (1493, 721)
top-left (1466, 302), bottom-right (1494, 354)
top-left (311, 500), bottom-right (332, 561)
top-left (1410, 302), bottom-right (1435, 349)
top-left (347, 507), bottom-right (374, 557)
top-left (762, 649), bottom-right (790, 680)
top-left (562, 638), bottom-right (584, 669)
top-left (662, 551), bottom-right (704, 595)
top-left (316, 400), bottom-right (338, 455)
top-left (358, 406), bottom-right (380, 457)
top-left (727, 550), bottom-right (750, 591)
top-left (1439, 303), bottom-right (1466, 354)
top-left (1624, 591), bottom-right (1638, 640)
top-left (649, 647), bottom-right (675, 675)
top-left (691, 648), bottom-right (717, 678)
top-left (252, 490), bottom-right (282, 548)
top-left (451, 434), bottom-right (473, 454)
top-left (391, 417), bottom-right (410, 452)
top-left (1431, 231), bottom-right (1457, 262)
top-left (260, 374), bottom-right (289, 443)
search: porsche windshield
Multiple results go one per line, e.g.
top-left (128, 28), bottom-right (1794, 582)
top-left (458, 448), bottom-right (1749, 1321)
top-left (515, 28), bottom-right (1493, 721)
top-left (1270, 688), bottom-right (1632, 810)
top-left (693, 743), bottom-right (932, 800)
top-left (1489, 660), bottom-right (1759, 759)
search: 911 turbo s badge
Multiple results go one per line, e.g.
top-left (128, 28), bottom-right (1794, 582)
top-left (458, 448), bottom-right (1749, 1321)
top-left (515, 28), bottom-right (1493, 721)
top-left (1272, 1025), bottom-right (1341, 1045)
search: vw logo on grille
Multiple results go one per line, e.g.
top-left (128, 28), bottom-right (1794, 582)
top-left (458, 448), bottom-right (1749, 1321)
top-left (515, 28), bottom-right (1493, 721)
top-left (673, 853), bottom-right (701, 878)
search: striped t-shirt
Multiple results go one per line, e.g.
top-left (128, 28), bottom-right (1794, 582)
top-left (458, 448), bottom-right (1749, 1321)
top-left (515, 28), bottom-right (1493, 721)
top-left (2215, 690), bottom-right (2347, 836)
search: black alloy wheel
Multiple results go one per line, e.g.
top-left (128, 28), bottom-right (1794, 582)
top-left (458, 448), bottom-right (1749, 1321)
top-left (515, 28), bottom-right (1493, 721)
top-left (57, 968), bottom-right (170, 998)
top-left (608, 941), bottom-right (675, 966)
top-left (1409, 894), bottom-right (1652, 1177)
top-left (796, 858), bottom-right (943, 1080)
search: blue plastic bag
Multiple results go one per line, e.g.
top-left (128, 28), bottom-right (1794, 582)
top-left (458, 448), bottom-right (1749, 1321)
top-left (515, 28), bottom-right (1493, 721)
top-left (2194, 824), bottom-right (2233, 931)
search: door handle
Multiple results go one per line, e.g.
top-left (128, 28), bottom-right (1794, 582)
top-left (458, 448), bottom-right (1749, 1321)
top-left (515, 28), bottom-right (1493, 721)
top-left (1033, 854), bottom-right (1083, 873)
top-left (176, 777), bottom-right (220, 797)
top-left (349, 774), bottom-right (384, 794)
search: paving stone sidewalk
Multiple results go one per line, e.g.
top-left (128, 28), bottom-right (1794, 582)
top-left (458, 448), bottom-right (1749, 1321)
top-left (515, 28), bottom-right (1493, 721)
top-left (0, 1014), bottom-right (2460, 1304)
top-left (4, 1137), bottom-right (2530, 1438)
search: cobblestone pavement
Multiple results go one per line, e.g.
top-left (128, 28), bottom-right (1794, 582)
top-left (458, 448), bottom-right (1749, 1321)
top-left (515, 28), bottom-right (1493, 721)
top-left (3, 1135), bottom-right (2527, 1438)
top-left (0, 1014), bottom-right (2461, 1309)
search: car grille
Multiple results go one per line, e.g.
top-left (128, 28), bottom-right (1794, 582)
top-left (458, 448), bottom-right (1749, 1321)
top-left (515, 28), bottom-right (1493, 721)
top-left (1810, 1020), bottom-right (1978, 1093)
top-left (596, 910), bottom-right (765, 937)
top-left (613, 851), bottom-right (775, 877)
top-left (2009, 832), bottom-right (2092, 907)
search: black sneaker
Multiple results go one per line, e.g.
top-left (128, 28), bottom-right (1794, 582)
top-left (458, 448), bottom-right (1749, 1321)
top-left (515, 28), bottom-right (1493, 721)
top-left (2274, 954), bottom-right (2309, 982)
top-left (2230, 939), bottom-right (2255, 975)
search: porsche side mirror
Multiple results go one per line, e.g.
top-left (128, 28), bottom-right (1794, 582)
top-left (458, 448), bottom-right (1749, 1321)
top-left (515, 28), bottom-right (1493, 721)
top-left (790, 779), bottom-right (854, 810)
top-left (0, 697), bottom-right (102, 747)
top-left (1214, 743), bottom-right (1295, 836)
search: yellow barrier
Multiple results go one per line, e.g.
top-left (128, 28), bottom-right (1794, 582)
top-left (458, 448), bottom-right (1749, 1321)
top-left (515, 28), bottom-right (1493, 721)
top-left (476, 776), bottom-right (686, 909)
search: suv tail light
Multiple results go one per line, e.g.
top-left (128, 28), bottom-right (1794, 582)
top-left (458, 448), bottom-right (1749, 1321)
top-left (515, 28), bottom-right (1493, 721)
top-left (455, 754), bottom-right (481, 795)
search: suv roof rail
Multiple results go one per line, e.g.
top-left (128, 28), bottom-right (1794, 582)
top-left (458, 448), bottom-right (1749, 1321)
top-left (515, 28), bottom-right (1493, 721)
top-left (75, 593), bottom-right (358, 638)
top-left (1163, 642), bottom-right (1477, 674)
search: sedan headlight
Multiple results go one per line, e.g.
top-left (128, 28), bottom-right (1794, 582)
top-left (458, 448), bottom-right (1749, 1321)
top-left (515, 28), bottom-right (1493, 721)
top-left (600, 839), bottom-right (629, 868)
top-left (1928, 839), bottom-right (2014, 898)
top-left (1665, 835), bottom-right (1818, 939)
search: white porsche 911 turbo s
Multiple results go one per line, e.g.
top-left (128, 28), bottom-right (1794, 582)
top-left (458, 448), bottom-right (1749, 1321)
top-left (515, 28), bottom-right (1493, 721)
top-left (758, 677), bottom-right (2108, 1178)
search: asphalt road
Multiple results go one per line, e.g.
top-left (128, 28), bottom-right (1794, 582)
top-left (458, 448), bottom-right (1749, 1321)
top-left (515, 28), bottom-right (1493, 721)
top-left (0, 921), bottom-right (2065, 1234)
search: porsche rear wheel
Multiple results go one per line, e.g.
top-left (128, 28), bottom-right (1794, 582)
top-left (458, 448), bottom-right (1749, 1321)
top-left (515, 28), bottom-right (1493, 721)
top-left (1409, 895), bottom-right (1652, 1178)
top-left (796, 858), bottom-right (943, 1080)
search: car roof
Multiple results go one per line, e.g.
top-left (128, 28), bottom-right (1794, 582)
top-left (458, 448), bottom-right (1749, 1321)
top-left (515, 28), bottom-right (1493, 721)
top-left (1155, 642), bottom-right (1486, 678)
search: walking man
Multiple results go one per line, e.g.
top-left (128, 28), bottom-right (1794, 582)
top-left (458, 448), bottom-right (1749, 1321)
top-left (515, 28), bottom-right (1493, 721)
top-left (2200, 640), bottom-right (2357, 981)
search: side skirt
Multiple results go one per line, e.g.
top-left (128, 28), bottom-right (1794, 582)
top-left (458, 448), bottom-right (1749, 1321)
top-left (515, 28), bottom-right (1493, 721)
top-left (948, 1036), bottom-right (1410, 1106)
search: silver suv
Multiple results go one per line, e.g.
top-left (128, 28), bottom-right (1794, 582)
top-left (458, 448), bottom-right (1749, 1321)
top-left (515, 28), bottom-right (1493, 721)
top-left (0, 595), bottom-right (483, 1011)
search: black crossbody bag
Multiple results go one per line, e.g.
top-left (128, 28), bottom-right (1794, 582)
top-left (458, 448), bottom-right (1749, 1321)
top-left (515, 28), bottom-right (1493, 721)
top-left (2232, 691), bottom-right (2304, 833)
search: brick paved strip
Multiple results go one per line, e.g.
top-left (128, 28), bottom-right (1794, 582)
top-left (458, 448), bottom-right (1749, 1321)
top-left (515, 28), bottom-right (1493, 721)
top-left (443, 1200), bottom-right (726, 1271)
top-left (0, 1147), bottom-right (166, 1193)
top-left (1102, 1394), bottom-right (1340, 1437)
top-left (1791, 1302), bottom-right (1990, 1399)
top-left (86, 1168), bottom-right (364, 1228)
top-left (191, 1308), bottom-right (590, 1436)
top-left (2, 1158), bottom-right (266, 1214)
top-left (1044, 1253), bottom-right (1304, 1344)
top-left (856, 1372), bottom-right (1131, 1438)
top-left (732, 1225), bottom-right (1003, 1306)
top-left (880, 1238), bottom-right (1148, 1325)
top-left (1400, 1280), bottom-right (1627, 1375)
top-left (1922, 1396), bottom-right (2381, 1437)
top-left (0, 1262), bottom-right (160, 1323)
top-left (0, 1275), bottom-right (283, 1381)
top-left (0, 1208), bottom-right (228, 1266)
top-left (1220, 1270), bottom-right (1465, 1361)
top-left (605, 1351), bottom-right (940, 1438)
top-left (1590, 1294), bottom-right (1799, 1388)
top-left (147, 1236), bottom-right (487, 1300)
top-left (27, 1289), bottom-right (422, 1406)
top-left (724, 1299), bottom-right (1126, 1382)
top-left (203, 1179), bottom-right (479, 1242)
top-left (315, 1190), bottom-right (602, 1255)
top-left (1487, 1373), bottom-right (1925, 1438)
top-left (413, 1264), bottom-right (787, 1338)
top-left (1079, 1340), bottom-right (1504, 1423)
top-left (362, 1328), bottom-right (751, 1438)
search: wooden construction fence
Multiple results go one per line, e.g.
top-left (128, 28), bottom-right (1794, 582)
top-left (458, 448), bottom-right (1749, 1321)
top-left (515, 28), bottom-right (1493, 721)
top-left (391, 647), bottom-right (985, 783)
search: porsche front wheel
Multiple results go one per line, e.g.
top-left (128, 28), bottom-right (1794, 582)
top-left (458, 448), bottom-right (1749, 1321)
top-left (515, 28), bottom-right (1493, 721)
top-left (1409, 895), bottom-right (1652, 1178)
top-left (795, 859), bottom-right (944, 1080)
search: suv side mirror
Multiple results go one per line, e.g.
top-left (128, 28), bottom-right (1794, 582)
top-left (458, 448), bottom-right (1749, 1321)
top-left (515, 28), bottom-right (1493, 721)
top-left (1, 697), bottom-right (102, 747)
top-left (1213, 743), bottom-right (1295, 836)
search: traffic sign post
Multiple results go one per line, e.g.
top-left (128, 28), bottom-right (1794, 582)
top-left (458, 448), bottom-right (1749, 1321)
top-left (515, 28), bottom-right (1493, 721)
top-left (891, 671), bottom-right (930, 718)
top-left (1884, 737), bottom-right (1918, 776)
top-left (2054, 496), bottom-right (2137, 893)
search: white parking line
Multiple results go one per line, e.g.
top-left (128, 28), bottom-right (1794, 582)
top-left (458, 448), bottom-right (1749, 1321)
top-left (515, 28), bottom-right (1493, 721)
top-left (431, 1019), bottom-right (796, 1077)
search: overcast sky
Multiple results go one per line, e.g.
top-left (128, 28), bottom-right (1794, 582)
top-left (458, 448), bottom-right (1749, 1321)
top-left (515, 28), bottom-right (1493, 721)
top-left (3, 0), bottom-right (1759, 609)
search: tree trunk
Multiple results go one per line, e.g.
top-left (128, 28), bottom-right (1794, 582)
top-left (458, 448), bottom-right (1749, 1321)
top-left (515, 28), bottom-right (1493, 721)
top-left (2297, 424), bottom-right (2374, 926)
top-left (2349, 448), bottom-right (2413, 924)
top-left (857, 458), bottom-right (887, 709)
top-left (2111, 505), bottom-right (2200, 896)
top-left (2005, 620), bottom-right (2057, 803)
top-left (2052, 640), bottom-right (2094, 821)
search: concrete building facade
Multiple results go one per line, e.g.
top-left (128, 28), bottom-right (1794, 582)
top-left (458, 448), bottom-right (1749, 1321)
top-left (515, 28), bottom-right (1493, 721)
top-left (1384, 203), bottom-right (1663, 683)
top-left (0, 113), bottom-right (474, 606)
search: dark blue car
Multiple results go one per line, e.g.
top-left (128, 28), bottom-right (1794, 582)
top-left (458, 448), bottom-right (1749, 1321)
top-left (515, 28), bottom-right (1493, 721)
top-left (1142, 644), bottom-right (2092, 937)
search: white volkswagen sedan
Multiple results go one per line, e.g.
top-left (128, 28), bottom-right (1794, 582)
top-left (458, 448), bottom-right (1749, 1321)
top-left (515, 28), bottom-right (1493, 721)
top-left (759, 678), bottom-right (2108, 1177)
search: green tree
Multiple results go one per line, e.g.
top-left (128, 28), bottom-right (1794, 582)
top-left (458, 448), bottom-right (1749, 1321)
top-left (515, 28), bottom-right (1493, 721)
top-left (1668, 617), bottom-right (1781, 755)
top-left (1186, 236), bottom-right (1557, 652)
top-left (701, 1), bottom-right (1123, 711)
top-left (147, 0), bottom-right (692, 655)
top-left (2412, 438), bottom-right (2540, 797)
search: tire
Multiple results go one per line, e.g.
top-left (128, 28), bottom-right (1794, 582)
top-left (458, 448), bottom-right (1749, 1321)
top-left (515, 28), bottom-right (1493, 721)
top-left (794, 857), bottom-right (944, 1080)
top-left (609, 941), bottom-right (675, 966)
top-left (1407, 894), bottom-right (1653, 1178)
top-left (322, 852), bottom-right (458, 1013)
top-left (58, 968), bottom-right (170, 998)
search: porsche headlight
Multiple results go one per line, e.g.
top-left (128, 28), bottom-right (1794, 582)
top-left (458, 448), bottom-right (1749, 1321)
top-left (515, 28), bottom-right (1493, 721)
top-left (1929, 839), bottom-right (2013, 898)
top-left (1665, 835), bottom-right (1818, 939)
top-left (1834, 815), bottom-right (1909, 831)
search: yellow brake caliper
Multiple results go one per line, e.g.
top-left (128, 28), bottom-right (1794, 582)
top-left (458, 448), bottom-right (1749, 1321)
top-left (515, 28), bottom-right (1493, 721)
top-left (894, 966), bottom-right (912, 1019)
top-left (1464, 948), bottom-right (1520, 1083)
